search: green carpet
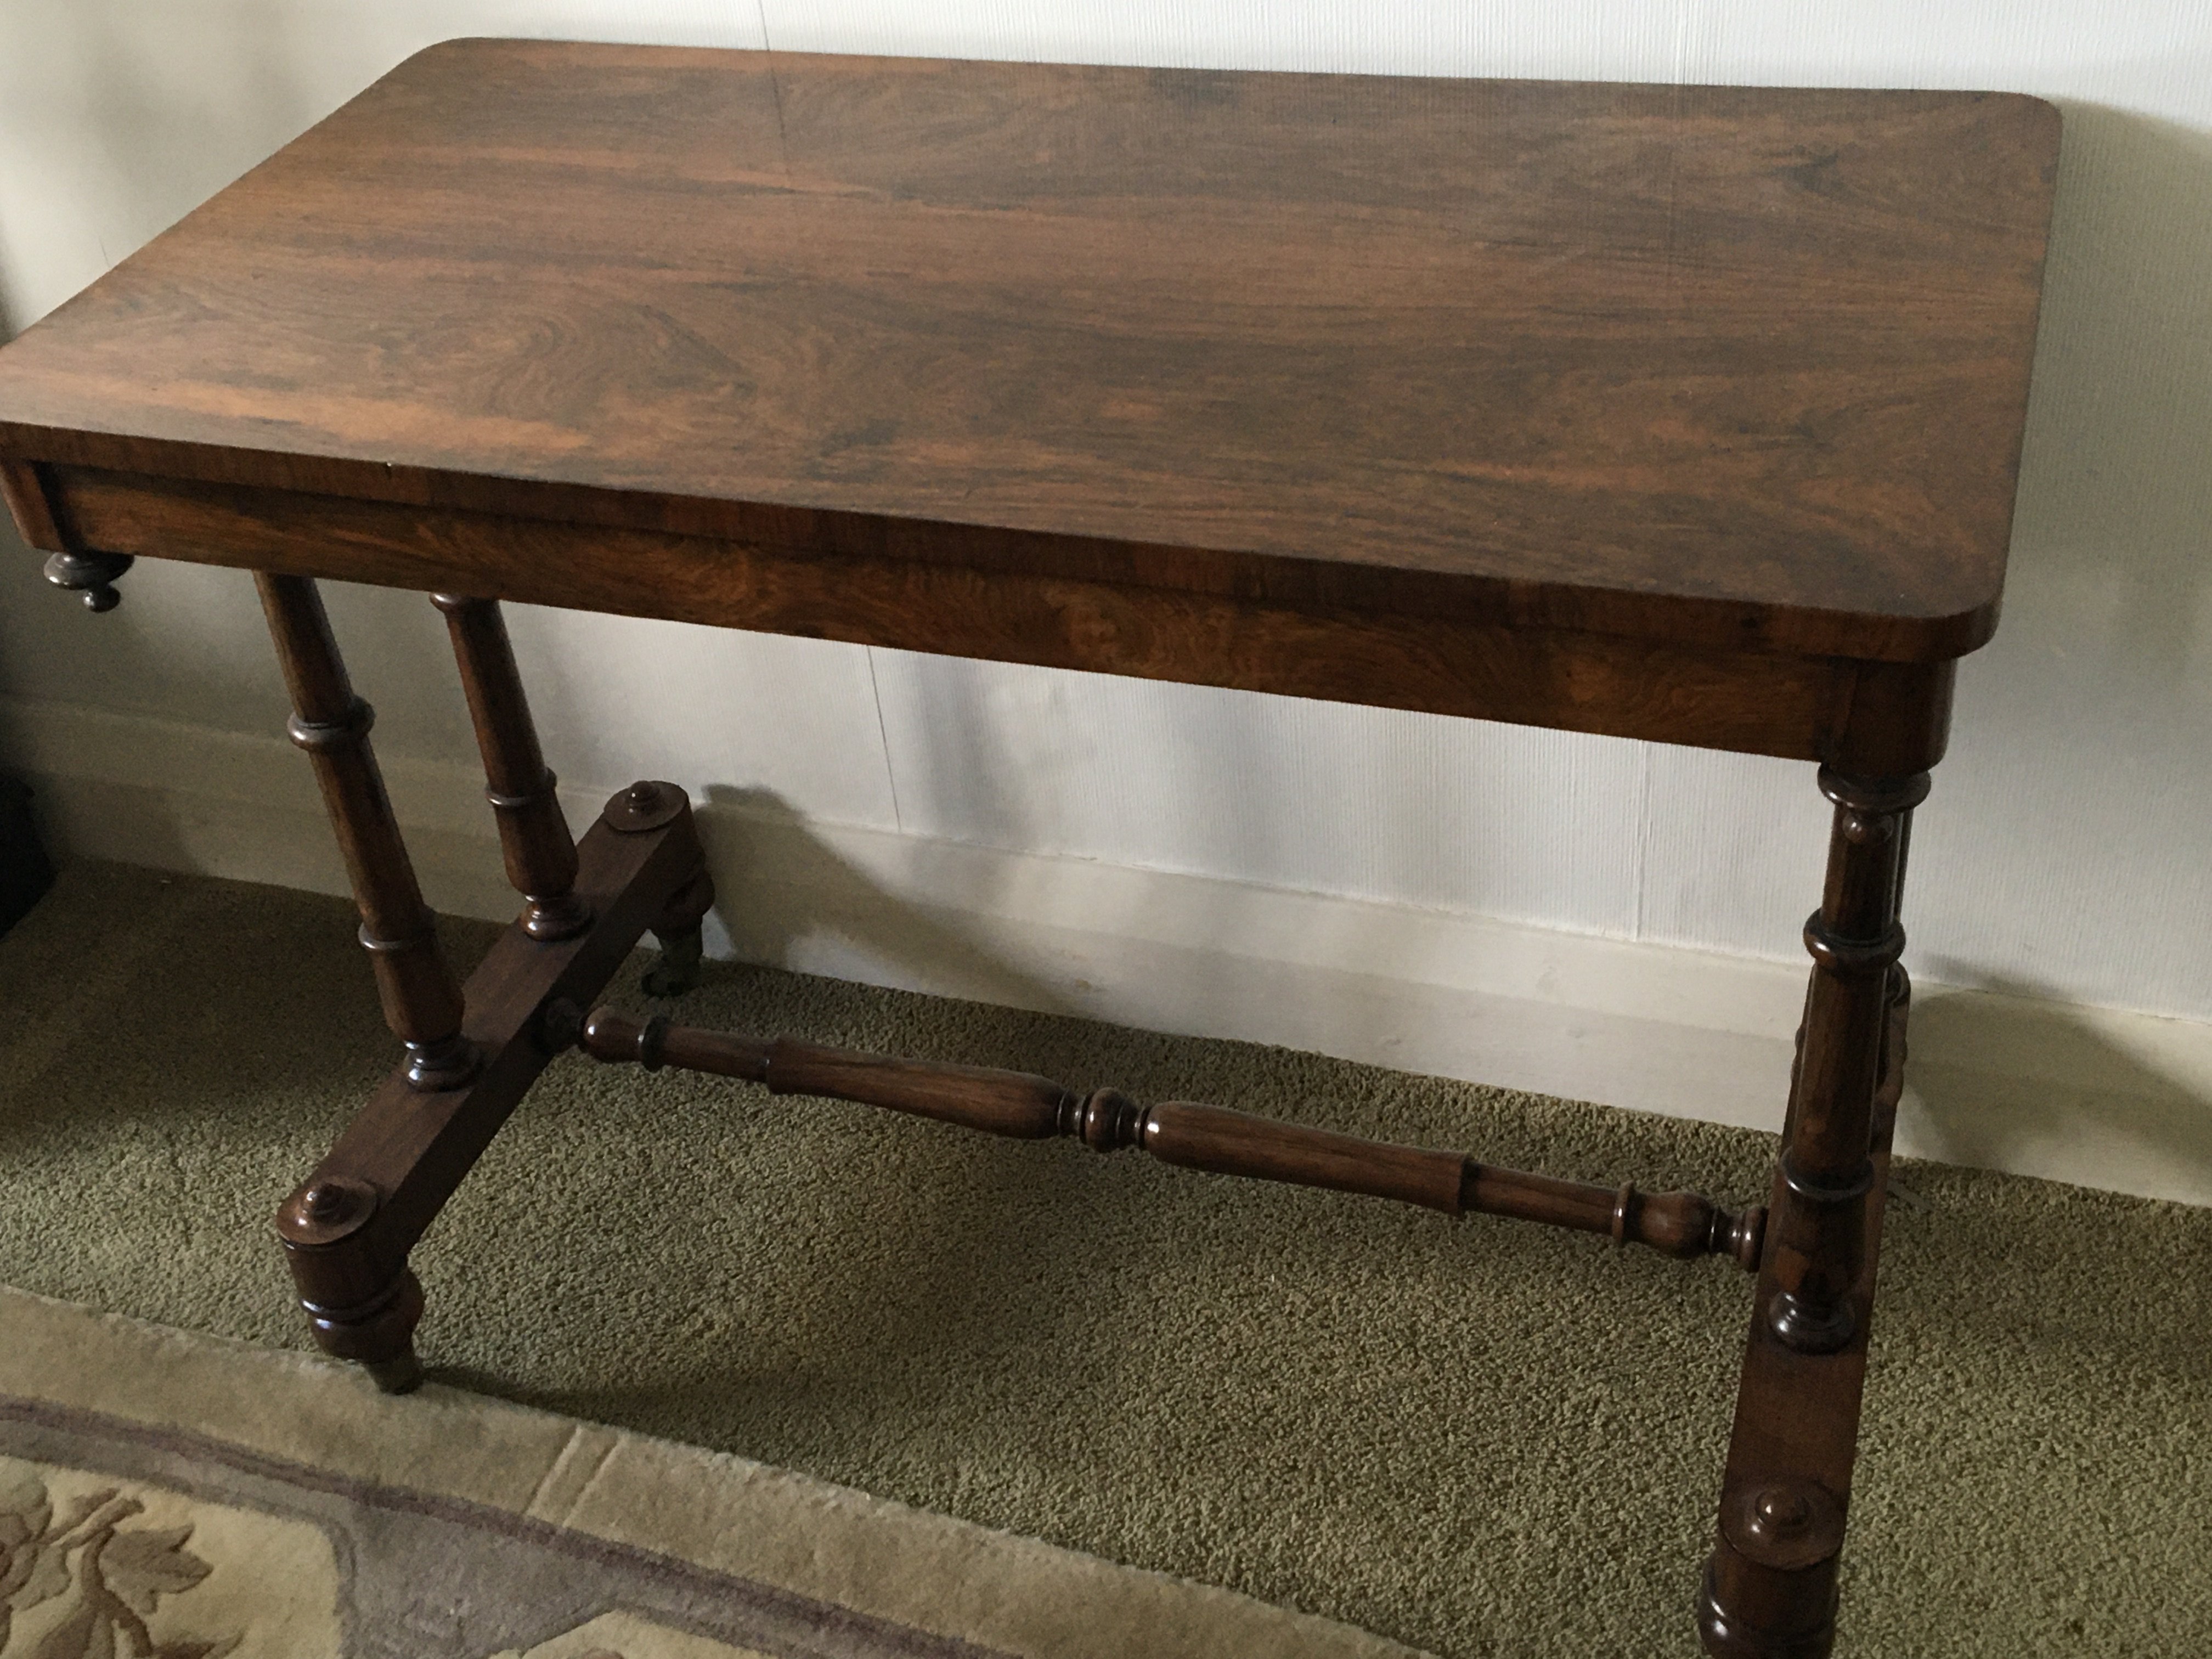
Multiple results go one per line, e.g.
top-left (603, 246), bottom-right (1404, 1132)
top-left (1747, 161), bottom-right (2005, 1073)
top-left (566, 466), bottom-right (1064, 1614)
top-left (1, 862), bottom-right (2205, 1656)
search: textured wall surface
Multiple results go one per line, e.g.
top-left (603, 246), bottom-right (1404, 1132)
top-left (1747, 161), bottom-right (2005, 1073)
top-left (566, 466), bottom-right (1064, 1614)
top-left (2, 1), bottom-right (2209, 1017)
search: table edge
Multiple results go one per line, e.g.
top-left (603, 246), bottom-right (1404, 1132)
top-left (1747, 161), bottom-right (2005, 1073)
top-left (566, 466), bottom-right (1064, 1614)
top-left (0, 426), bottom-right (2004, 665)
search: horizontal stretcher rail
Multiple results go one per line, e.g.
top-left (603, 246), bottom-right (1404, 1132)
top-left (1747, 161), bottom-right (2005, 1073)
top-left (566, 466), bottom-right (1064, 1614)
top-left (568, 1007), bottom-right (1764, 1269)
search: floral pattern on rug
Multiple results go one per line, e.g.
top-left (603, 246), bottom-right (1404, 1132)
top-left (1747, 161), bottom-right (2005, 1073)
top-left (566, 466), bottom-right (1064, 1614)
top-left (0, 1466), bottom-right (233, 1658)
top-left (0, 1406), bottom-right (1027, 1659)
top-left (494, 1610), bottom-right (775, 1658)
top-left (0, 1460), bottom-right (340, 1659)
top-left (0, 1455), bottom-right (783, 1659)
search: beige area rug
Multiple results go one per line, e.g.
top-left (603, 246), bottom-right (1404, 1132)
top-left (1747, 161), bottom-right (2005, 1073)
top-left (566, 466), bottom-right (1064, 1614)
top-left (0, 1286), bottom-right (1421, 1659)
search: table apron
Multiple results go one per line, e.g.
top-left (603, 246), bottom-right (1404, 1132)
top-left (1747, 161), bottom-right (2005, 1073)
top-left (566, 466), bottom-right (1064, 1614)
top-left (37, 462), bottom-right (1953, 773)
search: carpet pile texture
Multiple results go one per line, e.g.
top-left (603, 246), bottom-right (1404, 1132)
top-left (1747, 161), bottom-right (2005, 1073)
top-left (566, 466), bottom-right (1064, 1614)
top-left (1, 864), bottom-right (2205, 1655)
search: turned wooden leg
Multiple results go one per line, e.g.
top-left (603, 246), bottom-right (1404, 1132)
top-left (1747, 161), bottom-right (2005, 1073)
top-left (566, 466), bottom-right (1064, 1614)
top-left (433, 594), bottom-right (591, 941)
top-left (261, 572), bottom-right (478, 1389)
top-left (1699, 766), bottom-right (1925, 1657)
top-left (1767, 772), bottom-right (1921, 1353)
top-left (261, 573), bottom-right (477, 1091)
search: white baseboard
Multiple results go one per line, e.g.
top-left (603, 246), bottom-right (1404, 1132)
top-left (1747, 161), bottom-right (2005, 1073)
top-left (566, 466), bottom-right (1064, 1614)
top-left (7, 693), bottom-right (2209, 1209)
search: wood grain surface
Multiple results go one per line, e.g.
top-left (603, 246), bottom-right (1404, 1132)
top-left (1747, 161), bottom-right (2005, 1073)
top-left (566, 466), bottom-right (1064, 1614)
top-left (0, 41), bottom-right (2060, 664)
top-left (50, 459), bottom-right (1966, 768)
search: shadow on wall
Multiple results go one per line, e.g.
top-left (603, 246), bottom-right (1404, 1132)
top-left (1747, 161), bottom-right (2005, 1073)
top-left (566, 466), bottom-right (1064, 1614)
top-left (1888, 102), bottom-right (2212, 1193)
top-left (694, 783), bottom-right (1081, 1022)
top-left (2002, 103), bottom-right (2212, 695)
top-left (1905, 974), bottom-right (2212, 1207)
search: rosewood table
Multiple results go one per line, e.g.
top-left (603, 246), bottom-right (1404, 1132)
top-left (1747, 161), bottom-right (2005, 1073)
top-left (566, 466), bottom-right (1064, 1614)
top-left (0, 42), bottom-right (2059, 1656)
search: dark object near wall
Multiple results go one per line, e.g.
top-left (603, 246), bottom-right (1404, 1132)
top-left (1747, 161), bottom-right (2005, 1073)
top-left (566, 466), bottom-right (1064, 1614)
top-left (0, 772), bottom-right (54, 935)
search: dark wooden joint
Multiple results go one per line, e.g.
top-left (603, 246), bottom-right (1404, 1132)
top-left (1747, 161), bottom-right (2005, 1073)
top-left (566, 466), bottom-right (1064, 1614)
top-left (275, 782), bottom-right (709, 1379)
top-left (642, 865), bottom-right (715, 997)
top-left (1826, 661), bottom-right (1955, 777)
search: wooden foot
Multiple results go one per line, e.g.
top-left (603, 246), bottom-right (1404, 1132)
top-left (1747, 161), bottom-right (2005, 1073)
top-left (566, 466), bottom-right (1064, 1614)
top-left (44, 549), bottom-right (135, 612)
top-left (273, 782), bottom-right (708, 1374)
top-left (642, 867), bottom-right (715, 997)
top-left (294, 1262), bottom-right (426, 1394)
top-left (1, 461), bottom-right (134, 612)
top-left (1700, 768), bottom-right (1923, 1656)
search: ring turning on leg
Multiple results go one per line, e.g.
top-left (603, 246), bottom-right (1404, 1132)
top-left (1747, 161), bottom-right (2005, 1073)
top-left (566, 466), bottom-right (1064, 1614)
top-left (1764, 770), bottom-right (1923, 1353)
top-left (1700, 767), bottom-right (1925, 1658)
top-left (260, 574), bottom-right (478, 1093)
top-left (295, 1263), bottom-right (427, 1396)
top-left (434, 595), bottom-right (593, 942)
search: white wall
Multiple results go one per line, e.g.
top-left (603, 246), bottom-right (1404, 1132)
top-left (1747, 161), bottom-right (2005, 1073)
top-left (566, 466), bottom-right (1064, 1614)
top-left (4, 2), bottom-right (2212, 1197)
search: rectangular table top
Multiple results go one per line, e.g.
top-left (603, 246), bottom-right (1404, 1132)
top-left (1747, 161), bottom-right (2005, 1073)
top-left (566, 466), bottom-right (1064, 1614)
top-left (0, 40), bottom-right (2059, 664)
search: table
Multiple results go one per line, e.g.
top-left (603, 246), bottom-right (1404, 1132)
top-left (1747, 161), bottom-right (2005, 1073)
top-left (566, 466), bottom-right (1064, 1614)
top-left (0, 41), bottom-right (2060, 1656)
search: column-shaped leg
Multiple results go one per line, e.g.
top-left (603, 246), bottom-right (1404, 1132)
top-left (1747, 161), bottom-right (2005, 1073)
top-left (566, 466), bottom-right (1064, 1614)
top-left (432, 595), bottom-right (591, 940)
top-left (1699, 766), bottom-right (1926, 1658)
top-left (1768, 769), bottom-right (1923, 1352)
top-left (258, 573), bottom-right (478, 1092)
